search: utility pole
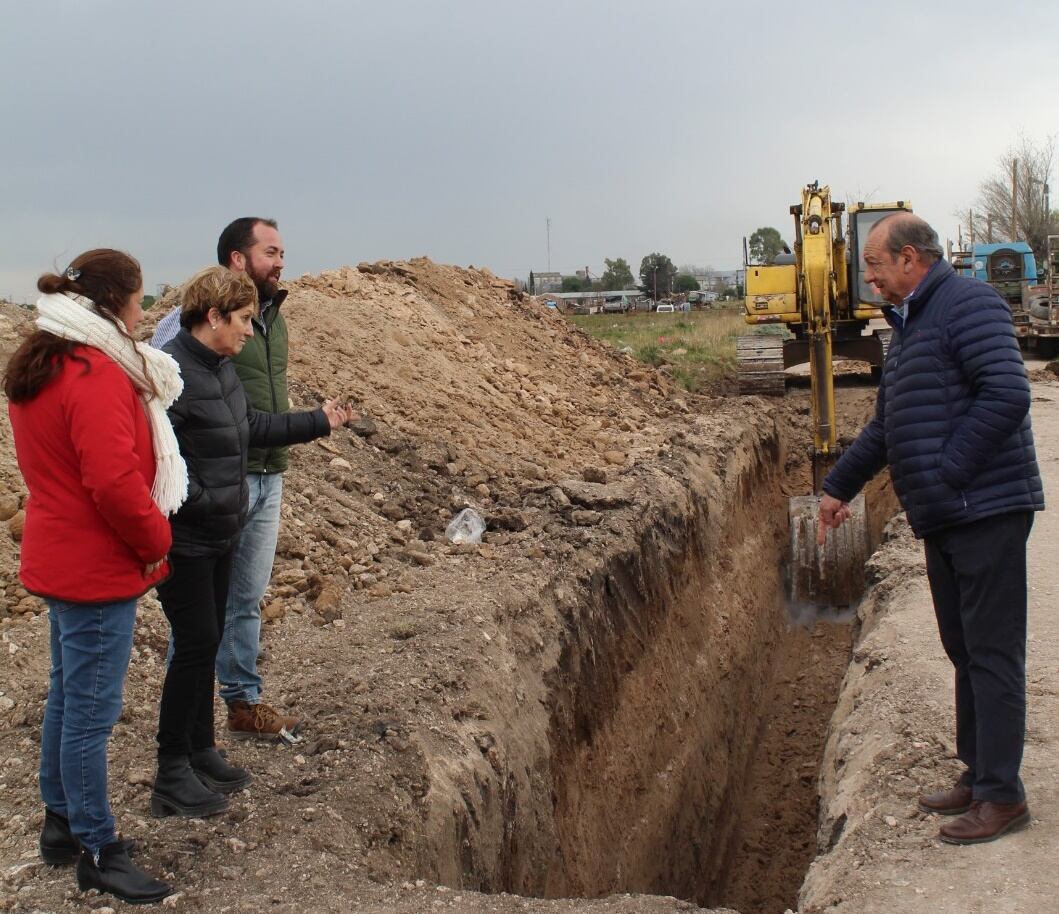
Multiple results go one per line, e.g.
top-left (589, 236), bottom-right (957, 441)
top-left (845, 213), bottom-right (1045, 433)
top-left (546, 217), bottom-right (551, 272)
top-left (1011, 158), bottom-right (1018, 240)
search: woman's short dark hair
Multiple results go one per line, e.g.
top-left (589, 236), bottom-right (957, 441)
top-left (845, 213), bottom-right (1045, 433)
top-left (179, 266), bottom-right (258, 329)
top-left (4, 249), bottom-right (147, 402)
top-left (216, 217), bottom-right (278, 268)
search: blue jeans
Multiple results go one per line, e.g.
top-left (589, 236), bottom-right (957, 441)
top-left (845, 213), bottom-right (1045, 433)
top-left (217, 473), bottom-right (283, 705)
top-left (40, 599), bottom-right (137, 856)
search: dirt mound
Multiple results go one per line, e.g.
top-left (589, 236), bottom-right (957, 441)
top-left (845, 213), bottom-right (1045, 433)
top-left (0, 302), bottom-right (36, 616)
top-left (0, 263), bottom-right (691, 620)
top-left (285, 259), bottom-right (683, 488)
top-left (1, 263), bottom-right (744, 913)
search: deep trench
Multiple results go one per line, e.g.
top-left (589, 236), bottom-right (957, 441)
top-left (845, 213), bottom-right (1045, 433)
top-left (429, 388), bottom-right (898, 914)
top-left (542, 392), bottom-right (898, 913)
top-left (539, 417), bottom-right (897, 913)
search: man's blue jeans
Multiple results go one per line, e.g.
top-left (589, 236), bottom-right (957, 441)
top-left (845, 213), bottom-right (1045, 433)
top-left (217, 472), bottom-right (283, 705)
top-left (41, 599), bottom-right (136, 856)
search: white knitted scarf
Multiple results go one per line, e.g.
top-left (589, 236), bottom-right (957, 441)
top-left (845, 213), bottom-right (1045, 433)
top-left (35, 292), bottom-right (188, 516)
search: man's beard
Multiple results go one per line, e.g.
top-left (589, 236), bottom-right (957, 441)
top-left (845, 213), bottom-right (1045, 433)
top-left (248, 265), bottom-right (280, 301)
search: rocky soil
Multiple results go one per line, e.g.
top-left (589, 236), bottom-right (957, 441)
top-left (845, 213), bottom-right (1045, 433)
top-left (0, 269), bottom-right (778, 914)
top-left (0, 270), bottom-right (1055, 914)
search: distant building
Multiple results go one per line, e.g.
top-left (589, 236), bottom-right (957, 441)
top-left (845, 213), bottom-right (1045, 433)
top-left (529, 271), bottom-right (562, 293)
top-left (686, 267), bottom-right (741, 291)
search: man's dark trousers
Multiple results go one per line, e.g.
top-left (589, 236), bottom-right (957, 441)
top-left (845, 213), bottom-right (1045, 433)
top-left (924, 511), bottom-right (1033, 804)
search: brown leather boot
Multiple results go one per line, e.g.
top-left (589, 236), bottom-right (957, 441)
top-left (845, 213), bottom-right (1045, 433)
top-left (227, 700), bottom-right (303, 742)
top-left (918, 781), bottom-right (973, 815)
top-left (938, 800), bottom-right (1031, 844)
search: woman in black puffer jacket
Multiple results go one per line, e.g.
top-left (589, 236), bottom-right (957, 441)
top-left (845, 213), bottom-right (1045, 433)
top-left (152, 267), bottom-right (351, 818)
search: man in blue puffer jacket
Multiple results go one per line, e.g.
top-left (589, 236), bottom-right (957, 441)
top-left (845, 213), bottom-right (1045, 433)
top-left (818, 213), bottom-right (1044, 845)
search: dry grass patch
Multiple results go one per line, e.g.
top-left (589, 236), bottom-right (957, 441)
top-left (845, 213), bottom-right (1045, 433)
top-left (569, 306), bottom-right (772, 391)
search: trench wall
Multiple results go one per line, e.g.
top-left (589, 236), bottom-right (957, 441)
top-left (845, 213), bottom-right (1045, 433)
top-left (544, 427), bottom-right (791, 901)
top-left (416, 408), bottom-right (799, 903)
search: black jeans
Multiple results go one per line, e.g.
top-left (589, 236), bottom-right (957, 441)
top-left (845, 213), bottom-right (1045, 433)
top-left (924, 511), bottom-right (1033, 804)
top-left (156, 550), bottom-right (233, 758)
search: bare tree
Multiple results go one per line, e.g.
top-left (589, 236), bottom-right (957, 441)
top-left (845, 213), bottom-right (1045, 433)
top-left (960, 135), bottom-right (1057, 262)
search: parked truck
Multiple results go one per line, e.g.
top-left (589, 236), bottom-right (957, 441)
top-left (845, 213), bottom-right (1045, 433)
top-left (950, 241), bottom-right (1039, 347)
top-left (1026, 235), bottom-right (1059, 356)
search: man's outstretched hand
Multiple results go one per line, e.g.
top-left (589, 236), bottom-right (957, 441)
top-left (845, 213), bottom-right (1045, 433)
top-left (817, 493), bottom-right (852, 545)
top-left (322, 398), bottom-right (355, 429)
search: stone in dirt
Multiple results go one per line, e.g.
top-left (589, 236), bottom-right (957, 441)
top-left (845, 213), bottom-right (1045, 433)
top-left (0, 495), bottom-right (19, 522)
top-left (7, 510), bottom-right (24, 541)
top-left (571, 510), bottom-right (603, 526)
top-left (558, 478), bottom-right (634, 510)
top-left (12, 596), bottom-right (38, 615)
top-left (487, 510), bottom-right (529, 532)
top-left (380, 503), bottom-right (405, 521)
top-left (349, 416), bottom-right (378, 437)
top-left (314, 578), bottom-right (347, 622)
top-left (582, 467), bottom-right (608, 484)
top-left (262, 599), bottom-right (287, 622)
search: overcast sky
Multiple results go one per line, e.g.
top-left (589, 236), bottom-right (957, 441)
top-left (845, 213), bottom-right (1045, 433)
top-left (2, 0), bottom-right (1058, 300)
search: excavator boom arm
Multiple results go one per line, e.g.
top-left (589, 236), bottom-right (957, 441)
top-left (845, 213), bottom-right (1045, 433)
top-left (796, 184), bottom-right (839, 488)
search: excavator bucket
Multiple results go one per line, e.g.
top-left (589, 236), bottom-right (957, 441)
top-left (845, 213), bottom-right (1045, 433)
top-left (788, 493), bottom-right (868, 607)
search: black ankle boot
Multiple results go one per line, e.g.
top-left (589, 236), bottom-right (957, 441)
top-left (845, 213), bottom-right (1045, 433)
top-left (190, 747), bottom-right (252, 794)
top-left (40, 808), bottom-right (136, 866)
top-left (75, 841), bottom-right (171, 904)
top-left (150, 755), bottom-right (229, 818)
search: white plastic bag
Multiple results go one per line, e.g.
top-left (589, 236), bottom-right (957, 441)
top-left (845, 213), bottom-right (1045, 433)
top-left (445, 508), bottom-right (486, 545)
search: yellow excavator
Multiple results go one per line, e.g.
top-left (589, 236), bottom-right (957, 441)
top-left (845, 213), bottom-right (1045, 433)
top-left (738, 182), bottom-right (911, 606)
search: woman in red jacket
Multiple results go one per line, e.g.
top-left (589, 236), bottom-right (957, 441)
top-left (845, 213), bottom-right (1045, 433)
top-left (5, 249), bottom-right (187, 905)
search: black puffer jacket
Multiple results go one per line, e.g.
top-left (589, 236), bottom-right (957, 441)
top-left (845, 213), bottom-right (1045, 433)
top-left (163, 329), bottom-right (329, 556)
top-left (824, 260), bottom-right (1043, 537)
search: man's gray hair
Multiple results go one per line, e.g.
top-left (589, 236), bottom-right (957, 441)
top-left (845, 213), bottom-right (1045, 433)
top-left (871, 213), bottom-right (944, 263)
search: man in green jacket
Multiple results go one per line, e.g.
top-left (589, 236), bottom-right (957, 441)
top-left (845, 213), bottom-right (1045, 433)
top-left (153, 218), bottom-right (315, 740)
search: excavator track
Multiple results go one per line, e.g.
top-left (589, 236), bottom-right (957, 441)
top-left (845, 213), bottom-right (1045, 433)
top-left (736, 334), bottom-right (786, 396)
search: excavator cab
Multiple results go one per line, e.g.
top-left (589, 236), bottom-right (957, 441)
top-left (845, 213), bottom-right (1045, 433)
top-left (847, 202), bottom-right (912, 314)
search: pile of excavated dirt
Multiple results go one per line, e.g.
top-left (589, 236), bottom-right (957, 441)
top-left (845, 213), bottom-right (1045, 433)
top-left (0, 262), bottom-right (932, 914)
top-left (0, 262), bottom-right (691, 632)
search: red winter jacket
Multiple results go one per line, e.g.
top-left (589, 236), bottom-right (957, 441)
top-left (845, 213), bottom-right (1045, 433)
top-left (8, 345), bottom-right (172, 603)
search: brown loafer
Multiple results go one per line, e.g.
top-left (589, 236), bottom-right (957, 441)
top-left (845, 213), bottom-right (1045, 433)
top-left (918, 782), bottom-right (973, 816)
top-left (938, 800), bottom-right (1031, 845)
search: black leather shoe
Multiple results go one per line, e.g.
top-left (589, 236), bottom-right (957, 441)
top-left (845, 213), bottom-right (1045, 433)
top-left (40, 808), bottom-right (136, 866)
top-left (150, 755), bottom-right (229, 818)
top-left (190, 747), bottom-right (252, 794)
top-left (76, 842), bottom-right (171, 904)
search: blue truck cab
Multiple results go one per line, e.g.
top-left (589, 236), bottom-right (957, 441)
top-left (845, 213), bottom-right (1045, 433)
top-left (954, 242), bottom-right (1038, 303)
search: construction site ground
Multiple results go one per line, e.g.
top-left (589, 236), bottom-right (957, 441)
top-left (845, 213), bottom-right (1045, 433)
top-left (0, 263), bottom-right (1055, 914)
